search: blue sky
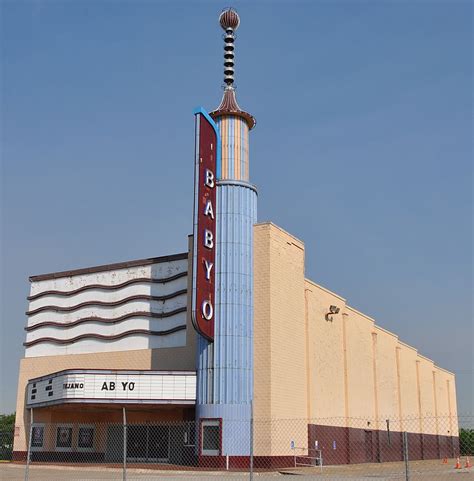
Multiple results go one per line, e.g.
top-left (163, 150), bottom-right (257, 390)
top-left (1, 1), bottom-right (472, 415)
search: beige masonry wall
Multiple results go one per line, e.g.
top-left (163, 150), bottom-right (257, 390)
top-left (344, 307), bottom-right (377, 426)
top-left (397, 343), bottom-right (420, 426)
top-left (373, 326), bottom-right (400, 430)
top-left (253, 222), bottom-right (458, 455)
top-left (253, 223), bottom-right (308, 455)
top-left (304, 280), bottom-right (347, 425)
top-left (417, 354), bottom-right (437, 434)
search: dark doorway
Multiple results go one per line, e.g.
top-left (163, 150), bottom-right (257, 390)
top-left (127, 425), bottom-right (169, 462)
top-left (148, 425), bottom-right (170, 461)
top-left (365, 430), bottom-right (374, 463)
top-left (127, 426), bottom-right (147, 460)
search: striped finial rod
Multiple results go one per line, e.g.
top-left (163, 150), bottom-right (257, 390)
top-left (219, 8), bottom-right (240, 88)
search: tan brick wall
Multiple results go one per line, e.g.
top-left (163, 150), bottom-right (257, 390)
top-left (344, 307), bottom-right (377, 426)
top-left (373, 327), bottom-right (400, 430)
top-left (253, 221), bottom-right (458, 455)
top-left (253, 223), bottom-right (272, 452)
top-left (434, 368), bottom-right (458, 437)
top-left (305, 280), bottom-right (347, 425)
top-left (253, 223), bottom-right (307, 455)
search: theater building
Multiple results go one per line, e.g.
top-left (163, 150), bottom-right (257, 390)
top-left (13, 8), bottom-right (459, 468)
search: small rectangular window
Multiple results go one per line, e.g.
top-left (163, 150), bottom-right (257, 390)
top-left (78, 425), bottom-right (94, 451)
top-left (56, 425), bottom-right (73, 451)
top-left (31, 425), bottom-right (44, 448)
top-left (201, 419), bottom-right (220, 456)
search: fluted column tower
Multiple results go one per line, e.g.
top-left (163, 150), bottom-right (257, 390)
top-left (196, 8), bottom-right (257, 457)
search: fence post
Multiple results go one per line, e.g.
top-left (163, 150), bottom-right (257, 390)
top-left (249, 400), bottom-right (254, 481)
top-left (24, 408), bottom-right (33, 481)
top-left (122, 407), bottom-right (127, 481)
top-left (403, 431), bottom-right (410, 481)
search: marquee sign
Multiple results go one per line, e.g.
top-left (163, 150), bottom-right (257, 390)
top-left (192, 108), bottom-right (220, 342)
top-left (26, 369), bottom-right (196, 407)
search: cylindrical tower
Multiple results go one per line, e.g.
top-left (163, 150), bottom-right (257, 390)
top-left (196, 8), bottom-right (257, 459)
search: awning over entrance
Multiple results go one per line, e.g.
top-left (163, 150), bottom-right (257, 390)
top-left (26, 369), bottom-right (196, 408)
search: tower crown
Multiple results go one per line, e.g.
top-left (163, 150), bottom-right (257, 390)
top-left (210, 8), bottom-right (255, 131)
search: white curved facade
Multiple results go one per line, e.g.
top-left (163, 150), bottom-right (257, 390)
top-left (25, 255), bottom-right (189, 357)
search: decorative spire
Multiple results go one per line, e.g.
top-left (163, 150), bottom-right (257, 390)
top-left (219, 8), bottom-right (240, 88)
top-left (210, 8), bottom-right (256, 130)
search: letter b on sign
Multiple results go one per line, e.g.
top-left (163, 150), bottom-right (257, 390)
top-left (205, 169), bottom-right (215, 188)
top-left (204, 230), bottom-right (214, 249)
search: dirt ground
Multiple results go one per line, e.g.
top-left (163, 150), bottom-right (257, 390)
top-left (1, 458), bottom-right (473, 480)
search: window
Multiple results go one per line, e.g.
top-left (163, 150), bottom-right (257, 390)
top-left (201, 419), bottom-right (220, 456)
top-left (31, 424), bottom-right (44, 451)
top-left (56, 425), bottom-right (73, 451)
top-left (77, 425), bottom-right (95, 451)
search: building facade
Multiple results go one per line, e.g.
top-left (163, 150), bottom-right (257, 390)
top-left (13, 8), bottom-right (458, 468)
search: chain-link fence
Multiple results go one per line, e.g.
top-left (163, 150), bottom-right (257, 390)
top-left (0, 430), bottom-right (14, 461)
top-left (6, 414), bottom-right (473, 480)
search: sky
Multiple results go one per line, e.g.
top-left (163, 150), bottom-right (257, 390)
top-left (1, 1), bottom-right (472, 415)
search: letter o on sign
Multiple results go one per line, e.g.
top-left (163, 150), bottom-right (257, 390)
top-left (201, 300), bottom-right (213, 321)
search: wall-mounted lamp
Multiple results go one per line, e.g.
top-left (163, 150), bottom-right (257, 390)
top-left (325, 305), bottom-right (340, 322)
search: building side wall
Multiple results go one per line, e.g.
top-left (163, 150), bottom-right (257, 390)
top-left (267, 224), bottom-right (307, 423)
top-left (373, 327), bottom-right (401, 431)
top-left (433, 368), bottom-right (458, 450)
top-left (397, 344), bottom-right (418, 427)
top-left (253, 223), bottom-right (272, 452)
top-left (344, 307), bottom-right (377, 426)
top-left (252, 222), bottom-right (458, 459)
top-left (416, 355), bottom-right (437, 434)
top-left (253, 223), bottom-right (307, 456)
top-left (305, 280), bottom-right (347, 425)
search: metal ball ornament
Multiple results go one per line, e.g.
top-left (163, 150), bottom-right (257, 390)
top-left (219, 8), bottom-right (240, 31)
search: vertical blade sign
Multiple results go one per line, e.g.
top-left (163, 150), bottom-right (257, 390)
top-left (192, 112), bottom-right (217, 341)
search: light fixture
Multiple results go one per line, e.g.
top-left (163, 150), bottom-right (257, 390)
top-left (325, 305), bottom-right (340, 322)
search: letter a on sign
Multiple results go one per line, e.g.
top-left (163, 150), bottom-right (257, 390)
top-left (191, 108), bottom-right (219, 341)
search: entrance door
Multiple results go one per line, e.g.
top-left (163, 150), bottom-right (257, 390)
top-left (127, 425), bottom-right (147, 461)
top-left (365, 430), bottom-right (374, 463)
top-left (148, 426), bottom-right (169, 462)
top-left (126, 425), bottom-right (169, 463)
